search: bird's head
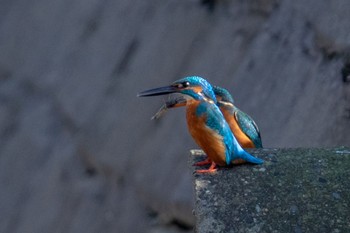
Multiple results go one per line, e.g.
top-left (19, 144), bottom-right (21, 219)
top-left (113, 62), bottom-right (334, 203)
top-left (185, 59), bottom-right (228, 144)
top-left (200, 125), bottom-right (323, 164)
top-left (213, 86), bottom-right (234, 106)
top-left (138, 76), bottom-right (217, 103)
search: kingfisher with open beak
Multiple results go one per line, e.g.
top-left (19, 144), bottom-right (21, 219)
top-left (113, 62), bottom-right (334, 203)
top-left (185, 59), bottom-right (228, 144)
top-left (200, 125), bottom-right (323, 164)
top-left (138, 76), bottom-right (263, 173)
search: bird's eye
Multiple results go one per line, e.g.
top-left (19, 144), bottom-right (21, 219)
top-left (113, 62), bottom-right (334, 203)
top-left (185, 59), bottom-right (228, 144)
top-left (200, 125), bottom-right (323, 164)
top-left (173, 82), bottom-right (190, 89)
top-left (183, 82), bottom-right (190, 87)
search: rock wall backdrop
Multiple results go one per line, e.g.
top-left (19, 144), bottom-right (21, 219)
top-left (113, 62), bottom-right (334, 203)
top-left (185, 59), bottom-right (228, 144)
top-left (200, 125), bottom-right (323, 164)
top-left (1, 0), bottom-right (350, 232)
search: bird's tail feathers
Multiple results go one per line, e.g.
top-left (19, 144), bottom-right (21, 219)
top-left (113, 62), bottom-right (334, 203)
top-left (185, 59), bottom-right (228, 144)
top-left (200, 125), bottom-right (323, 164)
top-left (239, 150), bottom-right (264, 164)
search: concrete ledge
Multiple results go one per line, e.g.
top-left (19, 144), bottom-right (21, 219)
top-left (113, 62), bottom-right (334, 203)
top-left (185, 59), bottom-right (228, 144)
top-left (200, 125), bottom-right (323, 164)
top-left (190, 148), bottom-right (350, 233)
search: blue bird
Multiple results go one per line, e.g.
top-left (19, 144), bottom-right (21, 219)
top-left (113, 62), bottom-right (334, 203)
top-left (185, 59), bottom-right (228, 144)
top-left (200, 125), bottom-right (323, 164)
top-left (152, 86), bottom-right (263, 148)
top-left (138, 76), bottom-right (263, 173)
top-left (212, 86), bottom-right (262, 148)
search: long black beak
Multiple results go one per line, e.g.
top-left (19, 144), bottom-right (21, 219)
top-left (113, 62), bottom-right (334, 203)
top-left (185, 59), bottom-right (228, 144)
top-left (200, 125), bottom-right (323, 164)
top-left (137, 85), bottom-right (178, 97)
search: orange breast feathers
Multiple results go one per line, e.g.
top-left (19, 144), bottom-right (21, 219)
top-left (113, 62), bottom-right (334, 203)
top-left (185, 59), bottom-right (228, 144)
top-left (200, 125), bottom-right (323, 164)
top-left (185, 100), bottom-right (227, 166)
top-left (220, 108), bottom-right (255, 148)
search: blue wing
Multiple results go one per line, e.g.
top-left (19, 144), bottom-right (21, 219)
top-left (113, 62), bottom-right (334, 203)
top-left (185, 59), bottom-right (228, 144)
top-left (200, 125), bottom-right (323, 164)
top-left (234, 107), bottom-right (263, 148)
top-left (196, 101), bottom-right (235, 164)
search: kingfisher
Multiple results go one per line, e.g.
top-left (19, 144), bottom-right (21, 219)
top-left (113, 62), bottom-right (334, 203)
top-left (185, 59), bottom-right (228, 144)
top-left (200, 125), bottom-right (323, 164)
top-left (138, 76), bottom-right (263, 173)
top-left (152, 86), bottom-right (263, 149)
top-left (211, 86), bottom-right (262, 148)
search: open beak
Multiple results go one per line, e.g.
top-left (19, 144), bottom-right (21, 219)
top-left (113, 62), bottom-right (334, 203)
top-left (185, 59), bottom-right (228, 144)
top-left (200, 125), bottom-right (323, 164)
top-left (137, 85), bottom-right (178, 97)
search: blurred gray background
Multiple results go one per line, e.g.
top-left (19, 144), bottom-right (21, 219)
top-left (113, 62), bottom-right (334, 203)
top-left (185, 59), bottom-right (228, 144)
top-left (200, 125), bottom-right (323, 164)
top-left (1, 0), bottom-right (350, 232)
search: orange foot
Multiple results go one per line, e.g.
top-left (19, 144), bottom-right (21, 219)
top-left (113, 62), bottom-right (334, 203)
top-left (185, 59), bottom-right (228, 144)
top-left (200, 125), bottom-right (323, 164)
top-left (193, 158), bottom-right (212, 166)
top-left (196, 162), bottom-right (217, 174)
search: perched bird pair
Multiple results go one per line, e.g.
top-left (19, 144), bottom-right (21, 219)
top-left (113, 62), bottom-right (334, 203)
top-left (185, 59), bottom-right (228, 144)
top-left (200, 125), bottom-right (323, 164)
top-left (152, 85), bottom-right (263, 149)
top-left (138, 76), bottom-right (263, 173)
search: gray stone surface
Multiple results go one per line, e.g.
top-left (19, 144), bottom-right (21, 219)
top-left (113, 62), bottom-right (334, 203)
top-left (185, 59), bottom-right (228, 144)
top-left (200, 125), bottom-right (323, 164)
top-left (191, 148), bottom-right (350, 233)
top-left (0, 0), bottom-right (350, 232)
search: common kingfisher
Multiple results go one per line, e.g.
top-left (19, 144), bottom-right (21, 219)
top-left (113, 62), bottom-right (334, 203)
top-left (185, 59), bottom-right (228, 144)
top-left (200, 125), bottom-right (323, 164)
top-left (138, 76), bottom-right (263, 173)
top-left (152, 86), bottom-right (263, 148)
